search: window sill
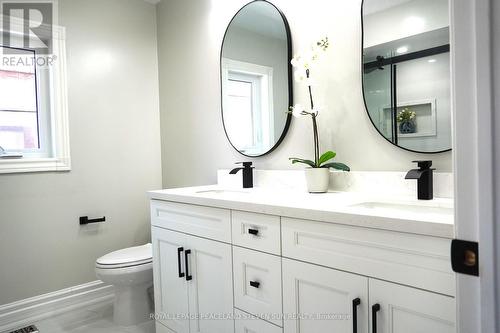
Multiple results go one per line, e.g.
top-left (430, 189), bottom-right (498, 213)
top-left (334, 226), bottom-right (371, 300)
top-left (0, 157), bottom-right (71, 174)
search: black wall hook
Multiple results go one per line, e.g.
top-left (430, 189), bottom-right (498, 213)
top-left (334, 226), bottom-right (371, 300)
top-left (79, 216), bottom-right (106, 225)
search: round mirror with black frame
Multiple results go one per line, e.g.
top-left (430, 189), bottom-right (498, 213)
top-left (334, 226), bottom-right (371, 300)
top-left (361, 0), bottom-right (452, 154)
top-left (220, 0), bottom-right (293, 157)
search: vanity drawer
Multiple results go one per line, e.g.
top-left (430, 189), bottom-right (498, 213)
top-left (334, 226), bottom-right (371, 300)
top-left (151, 200), bottom-right (231, 243)
top-left (282, 217), bottom-right (455, 296)
top-left (235, 309), bottom-right (283, 333)
top-left (233, 246), bottom-right (283, 327)
top-left (232, 211), bottom-right (281, 255)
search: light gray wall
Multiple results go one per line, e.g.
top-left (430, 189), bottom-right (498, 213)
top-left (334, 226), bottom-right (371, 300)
top-left (157, 0), bottom-right (452, 189)
top-left (0, 0), bottom-right (162, 305)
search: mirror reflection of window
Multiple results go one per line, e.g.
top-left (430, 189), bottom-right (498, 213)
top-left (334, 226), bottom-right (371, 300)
top-left (223, 60), bottom-right (273, 155)
top-left (226, 76), bottom-right (255, 151)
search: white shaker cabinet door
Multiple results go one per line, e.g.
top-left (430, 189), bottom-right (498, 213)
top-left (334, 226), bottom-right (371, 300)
top-left (152, 227), bottom-right (190, 333)
top-left (185, 234), bottom-right (234, 333)
top-left (282, 258), bottom-right (369, 333)
top-left (369, 279), bottom-right (455, 333)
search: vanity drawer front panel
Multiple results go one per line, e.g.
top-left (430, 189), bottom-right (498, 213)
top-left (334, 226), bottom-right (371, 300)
top-left (281, 217), bottom-right (455, 296)
top-left (234, 309), bottom-right (283, 333)
top-left (233, 246), bottom-right (283, 327)
top-left (232, 211), bottom-right (281, 255)
top-left (151, 200), bottom-right (231, 243)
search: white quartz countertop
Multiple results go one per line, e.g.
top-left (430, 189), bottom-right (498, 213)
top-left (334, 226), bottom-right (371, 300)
top-left (149, 185), bottom-right (455, 239)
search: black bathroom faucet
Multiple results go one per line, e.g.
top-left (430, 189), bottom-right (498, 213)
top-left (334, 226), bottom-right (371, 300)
top-left (229, 162), bottom-right (254, 188)
top-left (405, 160), bottom-right (435, 200)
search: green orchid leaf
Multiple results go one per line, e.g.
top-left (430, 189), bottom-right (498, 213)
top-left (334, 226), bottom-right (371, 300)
top-left (289, 158), bottom-right (316, 168)
top-left (321, 162), bottom-right (350, 172)
top-left (318, 151), bottom-right (336, 166)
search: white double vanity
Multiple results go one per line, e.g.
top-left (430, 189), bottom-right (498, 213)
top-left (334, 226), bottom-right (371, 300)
top-left (149, 171), bottom-right (455, 333)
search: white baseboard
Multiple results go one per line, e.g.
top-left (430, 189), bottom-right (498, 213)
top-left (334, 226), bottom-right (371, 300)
top-left (0, 280), bottom-right (114, 333)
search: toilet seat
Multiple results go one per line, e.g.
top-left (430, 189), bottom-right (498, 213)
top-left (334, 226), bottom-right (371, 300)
top-left (96, 243), bottom-right (152, 269)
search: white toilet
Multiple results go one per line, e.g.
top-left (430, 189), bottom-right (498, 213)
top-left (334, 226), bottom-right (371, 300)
top-left (95, 243), bottom-right (153, 326)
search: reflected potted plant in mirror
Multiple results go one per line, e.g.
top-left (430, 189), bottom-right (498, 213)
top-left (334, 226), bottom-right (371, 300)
top-left (288, 37), bottom-right (350, 193)
top-left (397, 107), bottom-right (417, 134)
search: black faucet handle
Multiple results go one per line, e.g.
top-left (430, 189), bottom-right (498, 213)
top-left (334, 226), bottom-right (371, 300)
top-left (236, 162), bottom-right (253, 168)
top-left (412, 160), bottom-right (433, 170)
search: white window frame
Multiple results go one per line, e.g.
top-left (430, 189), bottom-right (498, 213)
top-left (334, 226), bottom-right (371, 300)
top-left (0, 16), bottom-right (70, 174)
top-left (222, 58), bottom-right (274, 154)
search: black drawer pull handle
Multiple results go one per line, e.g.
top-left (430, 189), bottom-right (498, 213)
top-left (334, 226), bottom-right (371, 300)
top-left (79, 216), bottom-right (106, 225)
top-left (372, 304), bottom-right (381, 333)
top-left (352, 298), bottom-right (361, 333)
top-left (248, 228), bottom-right (259, 236)
top-left (177, 247), bottom-right (185, 278)
top-left (185, 249), bottom-right (192, 281)
top-left (249, 281), bottom-right (260, 288)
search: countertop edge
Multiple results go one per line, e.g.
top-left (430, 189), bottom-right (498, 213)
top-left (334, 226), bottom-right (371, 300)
top-left (148, 190), bottom-right (454, 239)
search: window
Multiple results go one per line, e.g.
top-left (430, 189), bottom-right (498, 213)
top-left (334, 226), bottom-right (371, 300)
top-left (0, 47), bottom-right (40, 152)
top-left (0, 18), bottom-right (70, 173)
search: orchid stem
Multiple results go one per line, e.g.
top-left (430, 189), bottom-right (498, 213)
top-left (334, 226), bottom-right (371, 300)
top-left (306, 69), bottom-right (314, 110)
top-left (306, 69), bottom-right (319, 166)
top-left (312, 114), bottom-right (319, 167)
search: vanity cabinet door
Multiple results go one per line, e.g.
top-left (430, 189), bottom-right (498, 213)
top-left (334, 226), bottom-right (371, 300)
top-left (185, 234), bottom-right (234, 333)
top-left (152, 227), bottom-right (190, 333)
top-left (369, 279), bottom-right (455, 333)
top-left (282, 258), bottom-right (369, 333)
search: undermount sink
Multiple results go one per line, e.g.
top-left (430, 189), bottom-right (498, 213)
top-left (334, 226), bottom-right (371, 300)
top-left (195, 189), bottom-right (250, 194)
top-left (350, 201), bottom-right (453, 216)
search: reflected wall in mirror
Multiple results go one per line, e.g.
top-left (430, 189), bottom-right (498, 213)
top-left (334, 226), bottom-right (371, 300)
top-left (221, 0), bottom-right (292, 157)
top-left (362, 0), bottom-right (451, 153)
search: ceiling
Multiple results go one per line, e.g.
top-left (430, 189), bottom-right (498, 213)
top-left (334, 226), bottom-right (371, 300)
top-left (363, 0), bottom-right (413, 15)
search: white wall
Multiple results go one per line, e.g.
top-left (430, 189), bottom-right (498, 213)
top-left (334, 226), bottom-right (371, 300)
top-left (0, 0), bottom-right (162, 305)
top-left (157, 0), bottom-right (452, 188)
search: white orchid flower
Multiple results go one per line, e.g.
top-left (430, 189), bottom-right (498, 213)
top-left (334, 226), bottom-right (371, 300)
top-left (291, 104), bottom-right (305, 118)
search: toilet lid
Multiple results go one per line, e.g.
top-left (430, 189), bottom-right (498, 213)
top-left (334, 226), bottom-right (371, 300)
top-left (96, 243), bottom-right (152, 268)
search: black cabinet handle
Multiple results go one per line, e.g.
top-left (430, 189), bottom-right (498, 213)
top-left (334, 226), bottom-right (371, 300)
top-left (248, 228), bottom-right (259, 236)
top-left (352, 298), bottom-right (361, 333)
top-left (177, 247), bottom-right (185, 278)
top-left (79, 216), bottom-right (106, 225)
top-left (249, 281), bottom-right (260, 288)
top-left (372, 304), bottom-right (381, 333)
top-left (185, 249), bottom-right (192, 281)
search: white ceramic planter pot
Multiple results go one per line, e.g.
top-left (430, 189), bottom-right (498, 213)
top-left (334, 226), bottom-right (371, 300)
top-left (304, 167), bottom-right (330, 193)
